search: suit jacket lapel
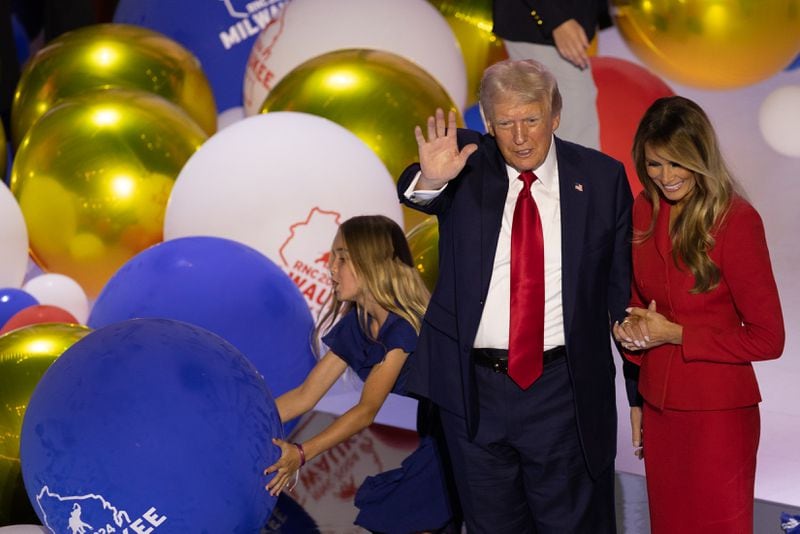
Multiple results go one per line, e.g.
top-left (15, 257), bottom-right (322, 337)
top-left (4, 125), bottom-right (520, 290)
top-left (557, 139), bottom-right (588, 335)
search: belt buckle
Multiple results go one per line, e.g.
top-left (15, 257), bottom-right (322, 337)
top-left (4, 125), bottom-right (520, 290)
top-left (491, 360), bottom-right (504, 373)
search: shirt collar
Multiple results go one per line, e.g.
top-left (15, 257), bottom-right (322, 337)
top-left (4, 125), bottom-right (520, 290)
top-left (504, 135), bottom-right (558, 190)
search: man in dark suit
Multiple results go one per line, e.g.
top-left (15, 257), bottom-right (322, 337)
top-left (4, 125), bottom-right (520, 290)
top-left (398, 59), bottom-right (633, 533)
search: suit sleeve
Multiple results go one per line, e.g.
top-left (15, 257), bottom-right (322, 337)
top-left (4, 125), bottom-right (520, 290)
top-left (397, 163), bottom-right (450, 216)
top-left (605, 162), bottom-right (640, 405)
top-left (607, 162), bottom-right (633, 325)
top-left (397, 129), bottom-right (478, 216)
top-left (524, 2), bottom-right (572, 35)
top-left (681, 205), bottom-right (785, 363)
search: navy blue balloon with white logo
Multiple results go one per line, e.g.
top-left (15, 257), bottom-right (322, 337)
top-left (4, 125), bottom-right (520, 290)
top-left (20, 318), bottom-right (281, 533)
top-left (113, 0), bottom-right (291, 114)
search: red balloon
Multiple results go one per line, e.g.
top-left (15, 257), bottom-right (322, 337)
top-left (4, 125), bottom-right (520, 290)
top-left (591, 56), bottom-right (674, 198)
top-left (0, 304), bottom-right (79, 335)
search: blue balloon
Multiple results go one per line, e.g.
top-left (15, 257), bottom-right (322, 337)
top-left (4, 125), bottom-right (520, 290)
top-left (0, 288), bottom-right (38, 329)
top-left (88, 236), bottom-right (315, 434)
top-left (113, 0), bottom-right (290, 113)
top-left (21, 318), bottom-right (281, 532)
top-left (464, 103), bottom-right (487, 134)
top-left (11, 14), bottom-right (31, 66)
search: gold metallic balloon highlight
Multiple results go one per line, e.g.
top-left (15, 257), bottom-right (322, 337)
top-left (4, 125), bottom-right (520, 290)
top-left (260, 48), bottom-right (463, 231)
top-left (406, 216), bottom-right (439, 293)
top-left (428, 0), bottom-right (509, 105)
top-left (10, 89), bottom-right (208, 297)
top-left (611, 0), bottom-right (800, 89)
top-left (0, 322), bottom-right (91, 523)
top-left (11, 23), bottom-right (217, 147)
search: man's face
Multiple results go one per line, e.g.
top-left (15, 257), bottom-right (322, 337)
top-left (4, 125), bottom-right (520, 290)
top-left (487, 98), bottom-right (560, 172)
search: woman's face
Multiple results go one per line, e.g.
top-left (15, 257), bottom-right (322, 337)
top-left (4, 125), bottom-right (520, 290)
top-left (329, 230), bottom-right (360, 302)
top-left (644, 144), bottom-right (697, 205)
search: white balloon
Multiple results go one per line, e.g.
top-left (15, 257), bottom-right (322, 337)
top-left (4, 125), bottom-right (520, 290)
top-left (242, 0), bottom-right (468, 115)
top-left (164, 112), bottom-right (403, 315)
top-left (758, 85), bottom-right (800, 158)
top-left (217, 106), bottom-right (246, 130)
top-left (0, 183), bottom-right (29, 288)
top-left (22, 273), bottom-right (90, 323)
top-left (0, 526), bottom-right (48, 533)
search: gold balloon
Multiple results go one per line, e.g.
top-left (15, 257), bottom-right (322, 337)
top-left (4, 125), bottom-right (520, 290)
top-left (406, 216), bottom-right (440, 292)
top-left (0, 323), bottom-right (91, 523)
top-left (11, 23), bottom-right (217, 147)
top-left (612, 0), bottom-right (800, 89)
top-left (428, 0), bottom-right (509, 105)
top-left (260, 48), bottom-right (463, 231)
top-left (10, 89), bottom-right (208, 297)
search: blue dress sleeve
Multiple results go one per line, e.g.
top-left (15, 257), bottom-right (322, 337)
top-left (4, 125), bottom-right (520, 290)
top-left (321, 311), bottom-right (418, 387)
top-left (379, 316), bottom-right (418, 355)
top-left (321, 310), bottom-right (362, 369)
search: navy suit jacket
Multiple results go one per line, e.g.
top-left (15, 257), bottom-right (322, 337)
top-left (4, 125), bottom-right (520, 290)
top-left (492, 0), bottom-right (611, 45)
top-left (398, 131), bottom-right (633, 478)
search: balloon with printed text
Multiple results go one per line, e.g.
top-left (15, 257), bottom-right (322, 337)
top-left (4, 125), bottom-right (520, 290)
top-left (163, 112), bottom-right (403, 317)
top-left (20, 318), bottom-right (282, 533)
top-left (115, 0), bottom-right (290, 118)
top-left (243, 0), bottom-right (467, 115)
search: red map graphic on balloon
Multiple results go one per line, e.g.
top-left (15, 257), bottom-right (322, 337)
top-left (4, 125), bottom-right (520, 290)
top-left (279, 207), bottom-right (342, 314)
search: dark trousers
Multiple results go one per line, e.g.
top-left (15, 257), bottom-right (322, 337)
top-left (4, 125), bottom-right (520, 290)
top-left (438, 357), bottom-right (616, 533)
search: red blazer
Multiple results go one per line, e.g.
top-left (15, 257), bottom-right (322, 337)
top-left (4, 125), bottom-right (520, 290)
top-left (626, 194), bottom-right (784, 410)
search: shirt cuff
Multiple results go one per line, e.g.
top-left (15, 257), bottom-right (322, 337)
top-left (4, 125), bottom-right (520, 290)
top-left (403, 171), bottom-right (447, 205)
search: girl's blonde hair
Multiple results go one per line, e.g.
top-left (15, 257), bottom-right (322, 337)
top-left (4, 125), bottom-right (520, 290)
top-left (314, 215), bottom-right (430, 351)
top-left (632, 96), bottom-right (738, 293)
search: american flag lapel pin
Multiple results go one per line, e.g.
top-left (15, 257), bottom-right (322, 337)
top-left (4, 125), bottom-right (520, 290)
top-left (574, 182), bottom-right (584, 192)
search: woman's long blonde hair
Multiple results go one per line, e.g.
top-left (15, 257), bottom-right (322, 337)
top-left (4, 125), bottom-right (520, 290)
top-left (632, 96), bottom-right (738, 293)
top-left (314, 215), bottom-right (430, 352)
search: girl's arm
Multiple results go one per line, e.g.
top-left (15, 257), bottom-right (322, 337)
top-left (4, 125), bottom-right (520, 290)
top-left (276, 351), bottom-right (348, 423)
top-left (265, 348), bottom-right (409, 495)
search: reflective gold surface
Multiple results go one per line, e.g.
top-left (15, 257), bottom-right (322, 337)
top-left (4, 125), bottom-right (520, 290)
top-left (612, 0), bottom-right (800, 88)
top-left (10, 89), bottom-right (208, 297)
top-left (260, 49), bottom-right (462, 231)
top-left (11, 23), bottom-right (216, 147)
top-left (428, 0), bottom-right (508, 105)
top-left (0, 323), bottom-right (90, 522)
top-left (406, 216), bottom-right (439, 293)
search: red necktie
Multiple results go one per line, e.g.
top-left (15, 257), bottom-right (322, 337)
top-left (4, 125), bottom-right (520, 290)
top-left (508, 170), bottom-right (544, 389)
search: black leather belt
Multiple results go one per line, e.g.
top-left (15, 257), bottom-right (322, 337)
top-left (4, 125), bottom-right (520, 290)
top-left (471, 346), bottom-right (566, 374)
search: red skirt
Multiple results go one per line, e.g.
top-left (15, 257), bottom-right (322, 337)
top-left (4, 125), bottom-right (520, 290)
top-left (643, 402), bottom-right (760, 534)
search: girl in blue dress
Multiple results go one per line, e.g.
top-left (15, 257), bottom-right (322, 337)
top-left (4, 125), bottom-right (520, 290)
top-left (264, 215), bottom-right (454, 533)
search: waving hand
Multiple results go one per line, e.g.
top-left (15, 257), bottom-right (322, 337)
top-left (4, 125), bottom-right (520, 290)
top-left (414, 108), bottom-right (478, 190)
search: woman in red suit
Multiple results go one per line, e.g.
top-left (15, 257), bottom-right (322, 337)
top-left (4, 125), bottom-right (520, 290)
top-left (612, 96), bottom-right (785, 533)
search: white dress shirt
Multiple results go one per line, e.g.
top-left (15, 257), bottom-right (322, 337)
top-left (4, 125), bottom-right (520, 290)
top-left (404, 137), bottom-right (565, 350)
